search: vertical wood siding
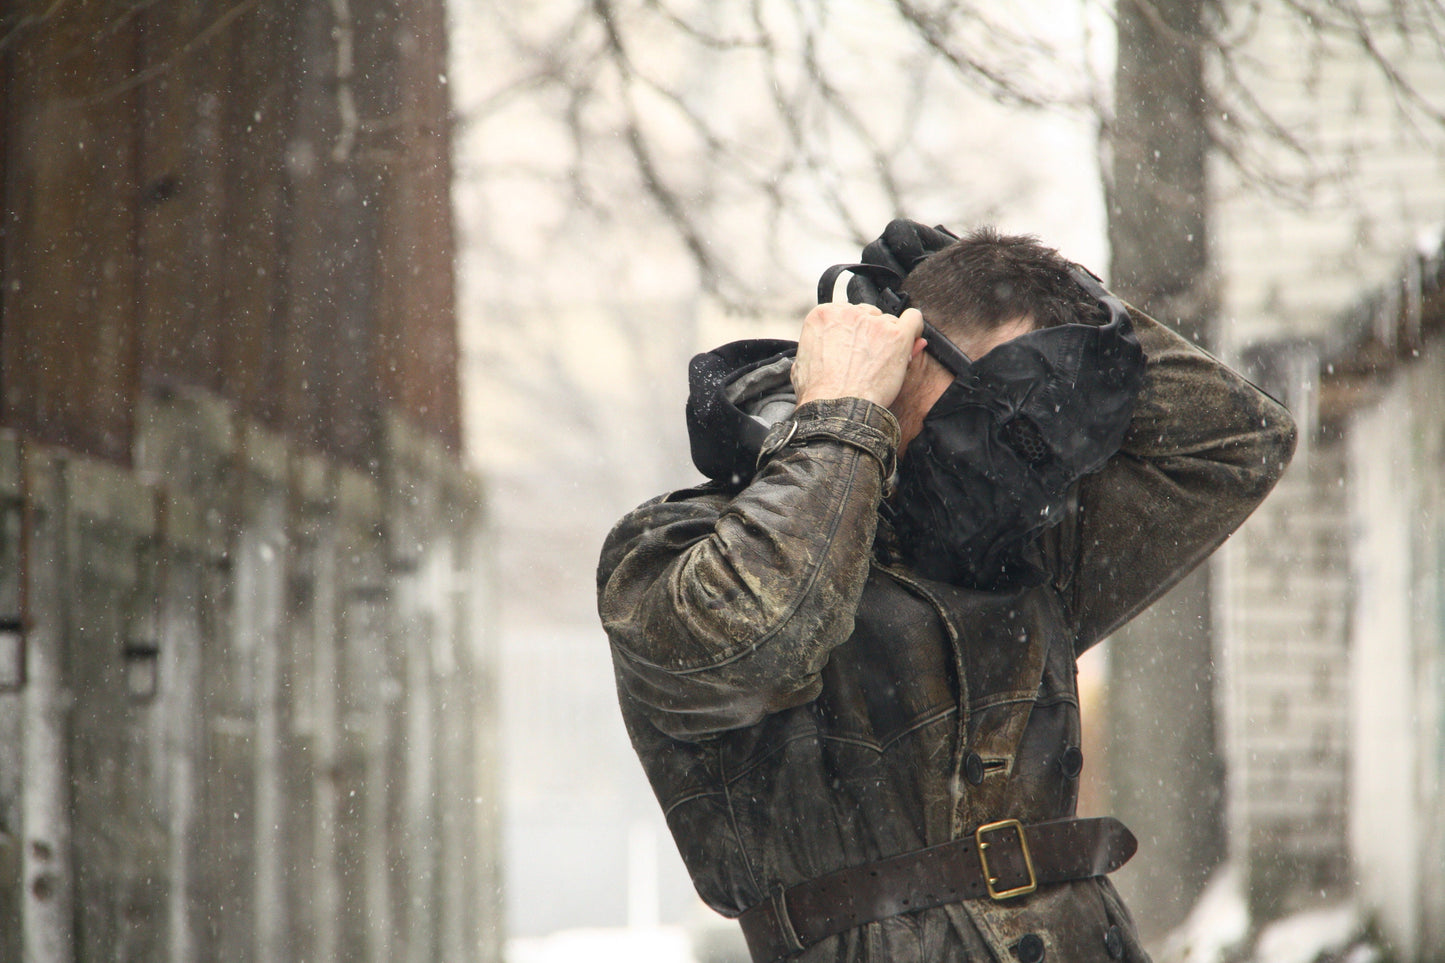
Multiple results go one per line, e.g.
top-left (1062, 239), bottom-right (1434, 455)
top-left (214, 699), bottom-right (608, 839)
top-left (0, 400), bottom-right (499, 961)
top-left (1, 0), bottom-right (461, 469)
top-left (0, 2), bottom-right (490, 955)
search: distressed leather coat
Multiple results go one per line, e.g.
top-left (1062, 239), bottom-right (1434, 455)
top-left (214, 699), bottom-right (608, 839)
top-left (596, 311), bottom-right (1296, 962)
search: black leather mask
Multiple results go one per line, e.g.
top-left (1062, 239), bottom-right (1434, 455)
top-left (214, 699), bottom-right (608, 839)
top-left (819, 262), bottom-right (1146, 590)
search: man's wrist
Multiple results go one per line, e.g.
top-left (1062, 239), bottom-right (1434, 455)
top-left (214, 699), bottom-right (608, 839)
top-left (758, 398), bottom-right (901, 494)
top-left (795, 387), bottom-right (893, 408)
top-left (791, 397), bottom-right (900, 434)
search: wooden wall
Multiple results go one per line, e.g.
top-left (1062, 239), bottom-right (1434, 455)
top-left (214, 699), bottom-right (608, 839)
top-left (0, 3), bottom-right (500, 960)
top-left (0, 405), bottom-right (501, 962)
top-left (0, 0), bottom-right (461, 468)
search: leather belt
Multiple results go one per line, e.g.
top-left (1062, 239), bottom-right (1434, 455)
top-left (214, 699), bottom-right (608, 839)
top-left (737, 816), bottom-right (1137, 963)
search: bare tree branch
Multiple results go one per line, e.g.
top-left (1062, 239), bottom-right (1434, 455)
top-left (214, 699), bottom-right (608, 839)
top-left (888, 0), bottom-right (1049, 109)
top-left (456, 0), bottom-right (1445, 314)
top-left (641, 0), bottom-right (764, 50)
top-left (593, 0), bottom-right (752, 309)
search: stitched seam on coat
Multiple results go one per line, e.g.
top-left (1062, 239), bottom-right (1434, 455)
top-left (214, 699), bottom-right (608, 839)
top-left (722, 726), bottom-right (823, 785)
top-left (713, 703), bottom-right (959, 774)
top-left (716, 744), bottom-right (765, 894)
top-left (879, 703), bottom-right (958, 751)
top-left (818, 733), bottom-right (884, 752)
top-left (661, 788), bottom-right (725, 819)
top-left (873, 566), bottom-right (971, 837)
top-left (968, 690), bottom-right (1038, 711)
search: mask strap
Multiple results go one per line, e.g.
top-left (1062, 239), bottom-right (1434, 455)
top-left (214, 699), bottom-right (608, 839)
top-left (816, 262), bottom-right (973, 377)
top-left (919, 319), bottom-right (972, 378)
top-left (1066, 264), bottom-right (1131, 332)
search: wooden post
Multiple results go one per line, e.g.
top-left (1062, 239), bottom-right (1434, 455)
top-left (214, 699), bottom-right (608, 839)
top-left (20, 449), bottom-right (76, 963)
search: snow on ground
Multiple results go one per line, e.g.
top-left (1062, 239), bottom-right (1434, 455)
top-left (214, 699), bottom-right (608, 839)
top-left (1156, 861), bottom-right (1384, 963)
top-left (506, 875), bottom-right (1389, 963)
top-left (507, 926), bottom-right (697, 963)
top-left (1157, 863), bottom-right (1251, 963)
top-left (1251, 905), bottom-right (1372, 963)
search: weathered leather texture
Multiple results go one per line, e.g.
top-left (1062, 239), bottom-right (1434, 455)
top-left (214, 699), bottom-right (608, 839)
top-left (596, 310), bottom-right (1298, 963)
top-left (737, 816), bottom-right (1138, 962)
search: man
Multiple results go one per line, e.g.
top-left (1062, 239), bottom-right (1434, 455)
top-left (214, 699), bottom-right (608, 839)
top-left (596, 222), bottom-right (1296, 962)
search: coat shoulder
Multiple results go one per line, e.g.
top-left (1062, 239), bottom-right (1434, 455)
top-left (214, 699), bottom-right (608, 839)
top-left (595, 483), bottom-right (732, 597)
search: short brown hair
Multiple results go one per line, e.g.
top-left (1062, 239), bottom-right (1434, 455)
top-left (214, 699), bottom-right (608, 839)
top-left (900, 226), bottom-right (1105, 340)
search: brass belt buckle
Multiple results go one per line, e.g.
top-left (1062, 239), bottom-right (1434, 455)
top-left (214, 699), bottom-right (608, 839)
top-left (975, 819), bottom-right (1038, 900)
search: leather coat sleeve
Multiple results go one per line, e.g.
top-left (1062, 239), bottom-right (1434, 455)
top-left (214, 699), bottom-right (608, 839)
top-left (597, 397), bottom-right (901, 741)
top-left (1056, 308), bottom-right (1298, 651)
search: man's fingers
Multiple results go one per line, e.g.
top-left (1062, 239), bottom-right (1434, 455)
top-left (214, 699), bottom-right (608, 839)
top-left (795, 300), bottom-right (924, 408)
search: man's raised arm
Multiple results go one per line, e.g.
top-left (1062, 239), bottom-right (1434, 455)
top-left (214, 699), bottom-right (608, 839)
top-left (596, 304), bottom-right (922, 740)
top-left (1057, 308), bottom-right (1298, 651)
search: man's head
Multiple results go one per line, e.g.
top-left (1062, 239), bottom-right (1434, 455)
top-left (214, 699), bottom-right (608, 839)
top-left (902, 226), bottom-right (1106, 345)
top-left (888, 227), bottom-right (1106, 452)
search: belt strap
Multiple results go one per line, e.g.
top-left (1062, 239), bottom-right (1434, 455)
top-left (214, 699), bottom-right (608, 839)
top-left (737, 816), bottom-right (1136, 963)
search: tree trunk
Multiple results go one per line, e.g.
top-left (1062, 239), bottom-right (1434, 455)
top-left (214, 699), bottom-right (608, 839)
top-left (1105, 0), bottom-right (1225, 944)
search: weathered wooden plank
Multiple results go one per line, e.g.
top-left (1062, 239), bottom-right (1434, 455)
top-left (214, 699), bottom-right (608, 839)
top-left (21, 447), bottom-right (77, 963)
top-left (2, 1), bottom-right (142, 464)
top-left (64, 457), bottom-right (167, 963)
top-left (157, 487), bottom-right (221, 963)
top-left (293, 456), bottom-right (344, 963)
top-left (7, 0), bottom-right (462, 471)
top-left (136, 0), bottom-right (229, 396)
top-left (280, 0), bottom-right (382, 466)
top-left (134, 388), bottom-right (235, 963)
top-left (279, 450), bottom-right (333, 960)
top-left (333, 466), bottom-right (392, 961)
top-left (1, 13), bottom-right (11, 404)
top-left (228, 423), bottom-right (291, 963)
top-left (374, 0), bottom-right (461, 452)
top-left (0, 434), bottom-right (24, 962)
top-left (217, 0), bottom-right (295, 432)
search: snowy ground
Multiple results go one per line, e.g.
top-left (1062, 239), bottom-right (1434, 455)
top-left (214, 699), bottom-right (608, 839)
top-left (1157, 863), bottom-right (1384, 963)
top-left (507, 919), bottom-right (751, 963)
top-left (508, 926), bottom-right (697, 963)
top-left (508, 863), bottom-right (1392, 963)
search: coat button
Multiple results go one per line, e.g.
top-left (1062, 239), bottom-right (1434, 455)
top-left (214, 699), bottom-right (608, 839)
top-left (964, 751), bottom-right (985, 786)
top-left (1060, 746), bottom-right (1084, 779)
top-left (1104, 924), bottom-right (1125, 959)
top-left (1015, 933), bottom-right (1045, 963)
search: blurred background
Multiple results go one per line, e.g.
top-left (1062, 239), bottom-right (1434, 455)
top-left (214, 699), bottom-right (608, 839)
top-left (1, 1), bottom-right (1443, 961)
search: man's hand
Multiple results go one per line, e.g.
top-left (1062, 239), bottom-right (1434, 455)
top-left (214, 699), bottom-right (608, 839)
top-left (792, 303), bottom-right (925, 408)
